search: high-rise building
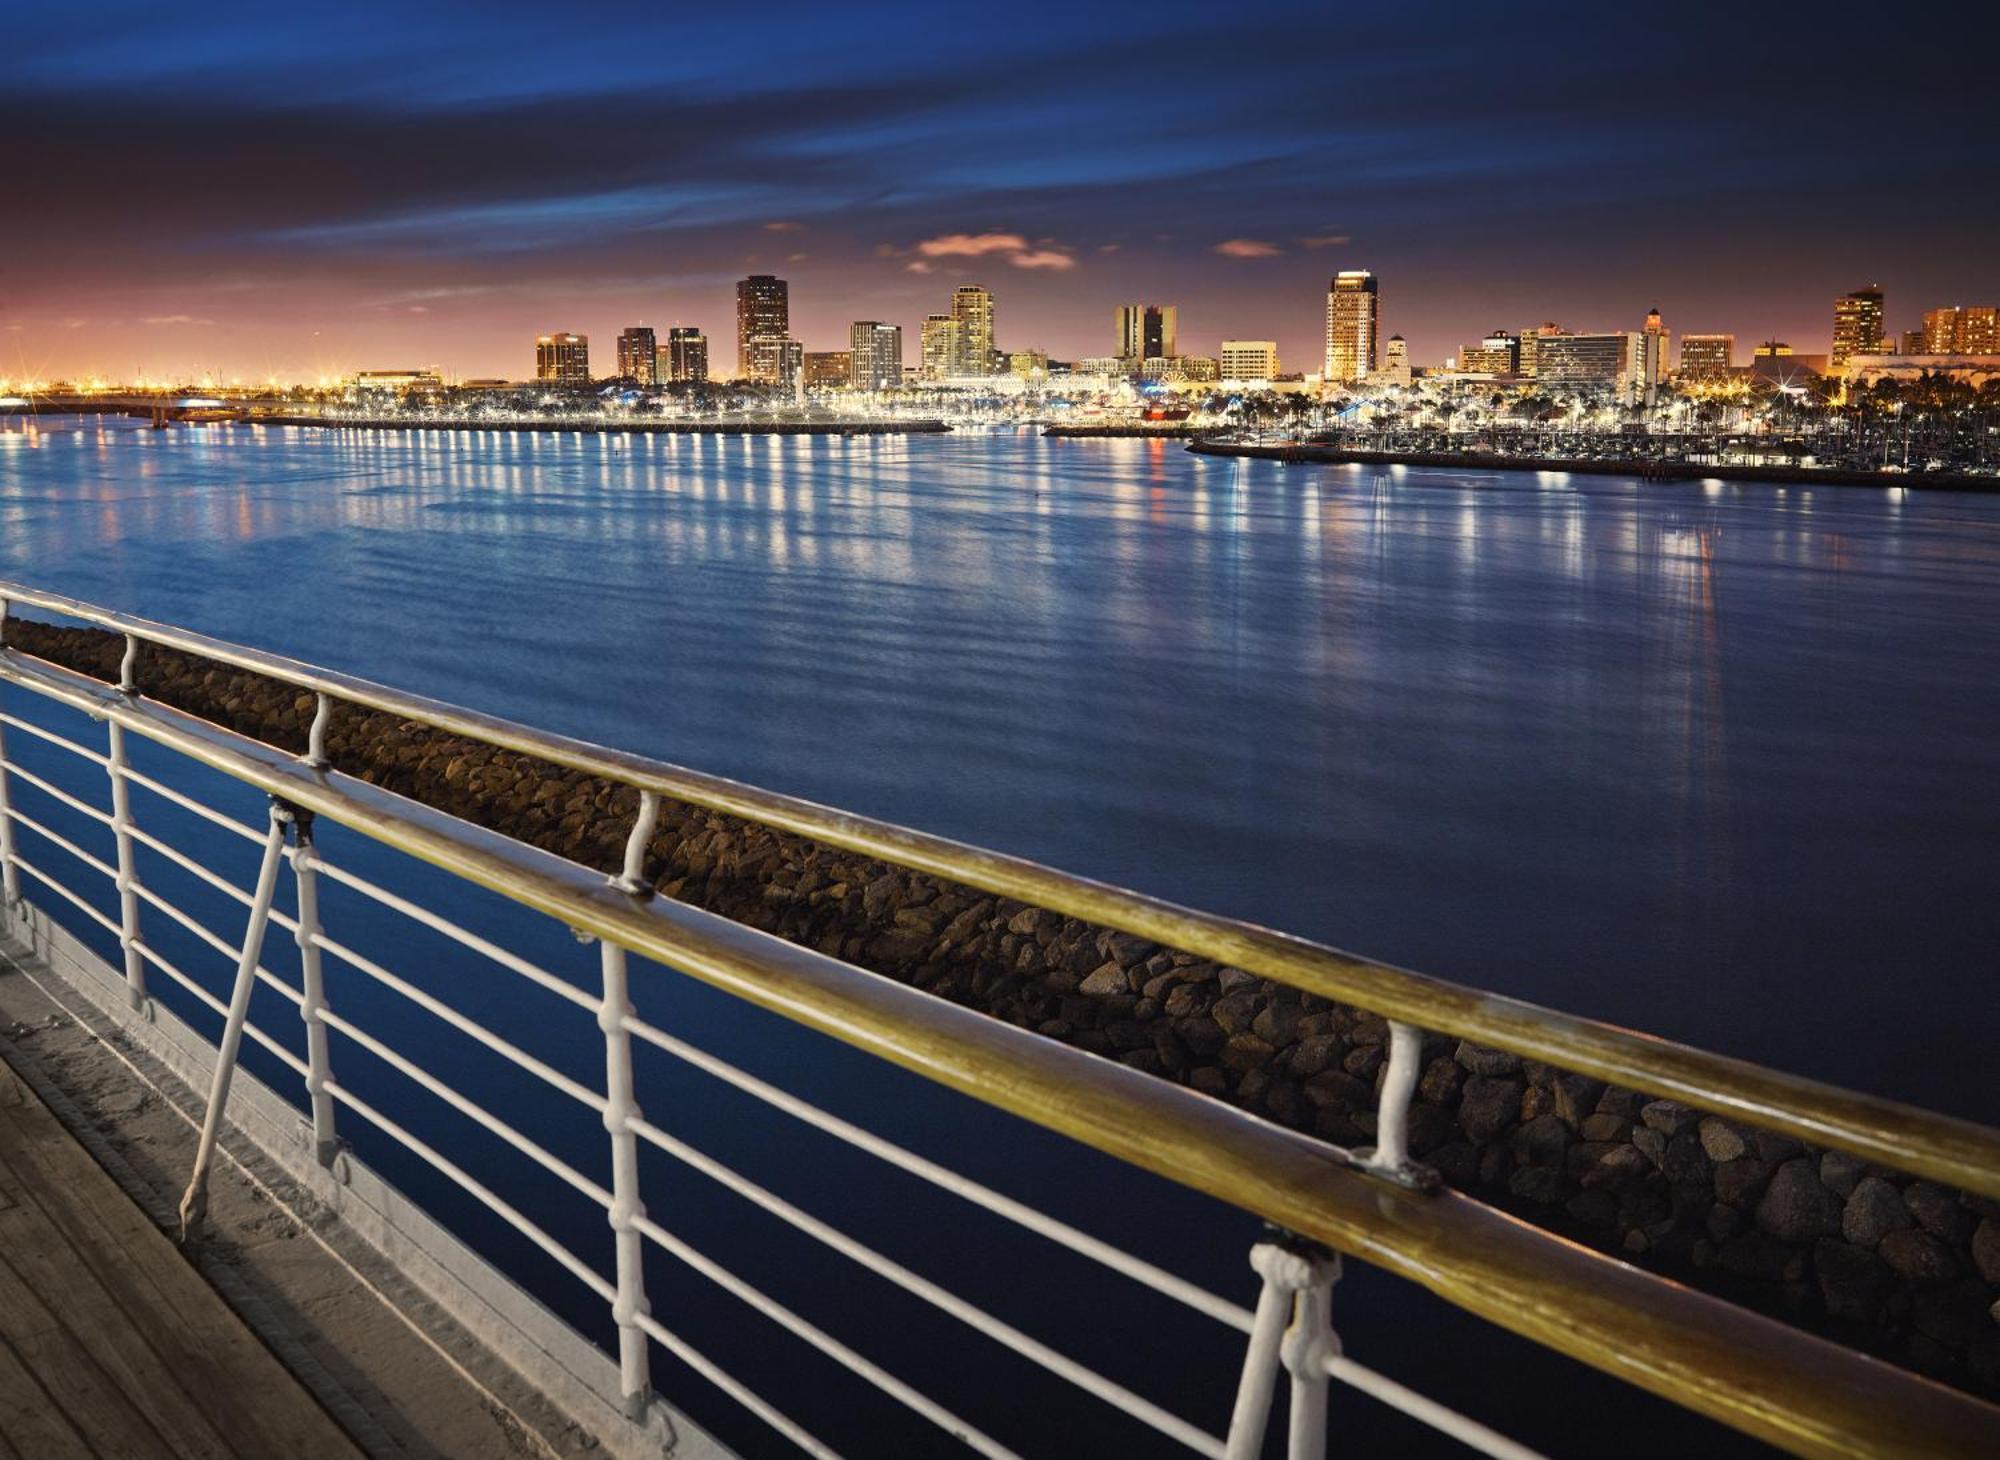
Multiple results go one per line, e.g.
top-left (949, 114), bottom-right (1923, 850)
top-left (1899, 328), bottom-right (1926, 355)
top-left (920, 315), bottom-right (960, 380)
top-left (1115, 305), bottom-right (1178, 365)
top-left (1643, 308), bottom-right (1671, 383)
top-left (736, 274), bottom-right (790, 381)
top-left (1923, 305), bottom-right (1999, 355)
top-left (803, 351), bottom-right (852, 389)
top-left (1533, 332), bottom-right (1656, 398)
top-left (615, 327), bottom-right (657, 385)
top-left (1007, 348), bottom-right (1049, 377)
top-left (666, 327), bottom-right (708, 384)
top-left (1962, 306), bottom-right (2000, 355)
top-left (1678, 334), bottom-right (1734, 376)
top-left (1218, 340), bottom-right (1280, 381)
top-left (1517, 323), bottom-right (1565, 379)
top-left (951, 285), bottom-right (995, 375)
top-left (1324, 271), bottom-right (1378, 382)
top-left (1831, 287), bottom-right (1884, 366)
top-left (849, 322), bottom-right (903, 391)
top-left (1458, 330), bottom-right (1520, 375)
top-left (1378, 335), bottom-right (1412, 386)
top-left (774, 340), bottom-right (804, 393)
top-left (535, 332), bottom-right (590, 384)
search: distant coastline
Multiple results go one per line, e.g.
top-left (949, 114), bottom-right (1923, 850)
top-left (1185, 438), bottom-right (2000, 493)
top-left (262, 413), bottom-right (950, 436)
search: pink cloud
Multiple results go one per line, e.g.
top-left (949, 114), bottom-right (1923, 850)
top-left (905, 260), bottom-right (933, 274)
top-left (1009, 249), bottom-right (1075, 271)
top-left (1299, 233), bottom-right (1351, 249)
top-left (1214, 238), bottom-right (1282, 258)
top-left (764, 220), bottom-right (805, 233)
top-left (916, 231), bottom-right (1031, 258)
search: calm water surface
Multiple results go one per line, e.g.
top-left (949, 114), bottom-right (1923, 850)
top-left (3, 416), bottom-right (1997, 1456)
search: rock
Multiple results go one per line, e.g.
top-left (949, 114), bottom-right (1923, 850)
top-left (1211, 993), bottom-right (1260, 1036)
top-left (1509, 1164), bottom-right (1565, 1206)
top-left (1453, 1041), bottom-right (1521, 1076)
top-left (1878, 1228), bottom-right (1958, 1285)
top-left (1077, 963), bottom-right (1128, 996)
top-left (1756, 1159), bottom-right (1843, 1243)
top-left (1580, 1112), bottom-right (1629, 1143)
top-left (1301, 1070), bottom-right (1372, 1112)
top-left (1550, 1074), bottom-right (1606, 1129)
top-left (1582, 1144), bottom-right (1654, 1191)
top-left (1250, 1004), bottom-right (1302, 1048)
top-left (1842, 1177), bottom-right (1914, 1248)
top-left (1512, 1113), bottom-right (1572, 1167)
top-left (1639, 1100), bottom-right (1698, 1136)
top-left (1814, 1240), bottom-right (1896, 1323)
top-left (1457, 1076), bottom-right (1524, 1144)
top-left (1567, 1189), bottom-right (1620, 1229)
top-left (1631, 1126), bottom-right (1667, 1168)
top-left (1713, 1157), bottom-right (1776, 1207)
top-left (1286, 1034), bottom-right (1341, 1078)
top-left (1215, 966), bottom-right (1259, 993)
top-left (1219, 1034), bottom-right (1275, 1074)
top-left (1903, 1182), bottom-right (1973, 1243)
top-left (1717, 1232), bottom-right (1793, 1281)
top-left (1174, 1017), bottom-right (1225, 1057)
top-left (1404, 1102), bottom-right (1457, 1156)
top-left (1662, 1132), bottom-right (1712, 1189)
top-left (1342, 1044), bottom-right (1385, 1082)
top-left (1818, 1150), bottom-right (1865, 1197)
top-left (1972, 1218), bottom-right (2000, 1285)
top-left (1697, 1118), bottom-right (1748, 1164)
top-left (1911, 1281), bottom-right (1993, 1348)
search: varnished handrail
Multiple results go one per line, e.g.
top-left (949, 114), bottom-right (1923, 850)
top-left (4, 578), bottom-right (1996, 1202)
top-left (2, 643), bottom-right (1996, 1458)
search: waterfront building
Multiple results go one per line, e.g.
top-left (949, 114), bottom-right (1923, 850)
top-left (1218, 340), bottom-right (1280, 382)
top-left (1533, 331), bottom-right (1657, 398)
top-left (736, 274), bottom-right (790, 381)
top-left (1458, 330), bottom-right (1520, 375)
top-left (1517, 323), bottom-right (1565, 379)
top-left (1841, 352), bottom-right (2000, 388)
top-left (774, 340), bottom-right (804, 392)
top-left (1831, 287), bottom-right (1884, 366)
top-left (1678, 334), bottom-right (1734, 376)
top-left (951, 285), bottom-right (996, 375)
top-left (1007, 349), bottom-right (1050, 377)
top-left (1323, 270), bottom-right (1378, 382)
top-left (1076, 356), bottom-right (1125, 376)
top-left (849, 322), bottom-right (903, 390)
top-left (350, 369), bottom-right (442, 392)
top-left (615, 327), bottom-right (657, 385)
top-left (804, 351), bottom-right (852, 389)
top-left (1923, 305), bottom-right (1999, 355)
top-left (1900, 328), bottom-right (1927, 355)
top-left (920, 314), bottom-right (961, 381)
top-left (535, 332), bottom-right (590, 384)
top-left (666, 327), bottom-right (708, 385)
top-left (1178, 355), bottom-right (1219, 383)
top-left (1376, 335), bottom-right (1412, 386)
top-left (1115, 304), bottom-right (1178, 366)
top-left (1752, 341), bottom-right (1829, 379)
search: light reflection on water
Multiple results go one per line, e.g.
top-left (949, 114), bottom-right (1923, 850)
top-left (5, 417), bottom-right (1999, 1123)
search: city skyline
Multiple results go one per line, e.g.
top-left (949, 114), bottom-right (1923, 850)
top-left (5, 3), bottom-right (1995, 384)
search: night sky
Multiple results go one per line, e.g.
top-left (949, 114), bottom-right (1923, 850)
top-left (6, 1), bottom-right (1995, 384)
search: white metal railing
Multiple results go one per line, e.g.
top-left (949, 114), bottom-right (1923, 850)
top-left (0, 587), bottom-right (1994, 1460)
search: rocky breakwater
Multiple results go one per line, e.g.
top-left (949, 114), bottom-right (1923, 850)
top-left (7, 615), bottom-right (1997, 1398)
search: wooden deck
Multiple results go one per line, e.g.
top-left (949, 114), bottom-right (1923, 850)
top-left (0, 1058), bottom-right (359, 1458)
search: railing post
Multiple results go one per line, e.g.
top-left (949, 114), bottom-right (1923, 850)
top-left (178, 798), bottom-right (290, 1239)
top-left (599, 939), bottom-right (653, 1416)
top-left (288, 808), bottom-right (339, 1167)
top-left (0, 594), bottom-right (16, 907)
top-left (1225, 1239), bottom-right (1342, 1460)
top-left (105, 721), bottom-right (149, 1011)
top-left (1355, 1019), bottom-right (1440, 1190)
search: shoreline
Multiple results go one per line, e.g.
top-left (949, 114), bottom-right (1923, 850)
top-left (1185, 438), bottom-right (2000, 492)
top-left (258, 414), bottom-right (951, 436)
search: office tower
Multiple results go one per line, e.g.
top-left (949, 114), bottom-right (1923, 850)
top-left (1218, 340), bottom-right (1280, 380)
top-left (736, 274), bottom-right (790, 381)
top-left (1458, 331), bottom-right (1520, 374)
top-left (774, 340), bottom-right (804, 392)
top-left (1922, 307), bottom-right (1961, 354)
top-left (1115, 305), bottom-right (1179, 364)
top-left (615, 327), bottom-right (657, 385)
top-left (667, 327), bottom-right (708, 384)
top-left (1678, 334), bottom-right (1734, 376)
top-left (1378, 335), bottom-right (1412, 385)
top-left (1900, 328), bottom-right (1926, 355)
top-left (1532, 332), bottom-right (1655, 397)
top-left (1007, 348), bottom-right (1049, 377)
top-left (1518, 323), bottom-right (1564, 379)
top-left (951, 285), bottom-right (995, 375)
top-left (920, 314), bottom-right (961, 380)
top-left (1324, 271), bottom-right (1378, 382)
top-left (1643, 308), bottom-right (1671, 382)
top-left (535, 332), bottom-right (590, 384)
top-left (803, 351), bottom-right (852, 389)
top-left (1831, 287), bottom-right (1884, 365)
top-left (1961, 306), bottom-right (2000, 354)
top-left (849, 321), bottom-right (903, 391)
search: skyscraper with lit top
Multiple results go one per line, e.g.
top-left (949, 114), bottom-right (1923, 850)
top-left (1324, 271), bottom-right (1378, 383)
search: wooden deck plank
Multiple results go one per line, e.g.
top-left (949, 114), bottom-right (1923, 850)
top-left (0, 1061), bottom-right (359, 1458)
top-left (0, 1330), bottom-right (94, 1459)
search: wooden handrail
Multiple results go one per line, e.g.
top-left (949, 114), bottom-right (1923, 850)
top-left (5, 579), bottom-right (1997, 1199)
top-left (3, 644), bottom-right (1997, 1459)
